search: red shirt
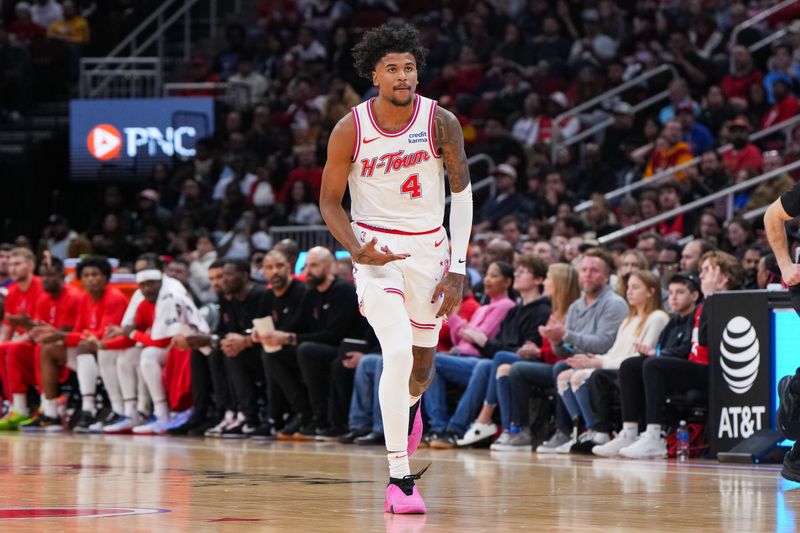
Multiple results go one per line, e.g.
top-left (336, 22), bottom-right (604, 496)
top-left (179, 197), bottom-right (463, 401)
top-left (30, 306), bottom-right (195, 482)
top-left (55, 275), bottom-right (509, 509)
top-left (761, 96), bottom-right (799, 130)
top-left (65, 286), bottom-right (129, 346)
top-left (35, 284), bottom-right (81, 329)
top-left (720, 71), bottom-right (764, 100)
top-left (722, 144), bottom-right (763, 175)
top-left (4, 276), bottom-right (45, 336)
top-left (689, 304), bottom-right (708, 365)
top-left (278, 166), bottom-right (324, 202)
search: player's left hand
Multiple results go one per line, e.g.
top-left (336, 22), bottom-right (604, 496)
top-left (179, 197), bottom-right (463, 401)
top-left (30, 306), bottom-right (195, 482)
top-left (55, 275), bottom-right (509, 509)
top-left (432, 272), bottom-right (464, 318)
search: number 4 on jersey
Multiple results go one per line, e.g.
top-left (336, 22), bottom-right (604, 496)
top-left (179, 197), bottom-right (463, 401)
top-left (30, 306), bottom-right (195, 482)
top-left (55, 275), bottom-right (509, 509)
top-left (401, 174), bottom-right (422, 199)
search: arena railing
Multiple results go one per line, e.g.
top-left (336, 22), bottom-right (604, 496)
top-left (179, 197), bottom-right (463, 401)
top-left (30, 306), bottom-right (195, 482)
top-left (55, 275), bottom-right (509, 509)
top-left (162, 82), bottom-right (253, 110)
top-left (268, 153), bottom-right (496, 249)
top-left (549, 64), bottom-right (678, 161)
top-left (79, 57), bottom-right (162, 99)
top-left (728, 0), bottom-right (797, 49)
top-left (596, 158), bottom-right (800, 245)
top-left (574, 112), bottom-right (800, 213)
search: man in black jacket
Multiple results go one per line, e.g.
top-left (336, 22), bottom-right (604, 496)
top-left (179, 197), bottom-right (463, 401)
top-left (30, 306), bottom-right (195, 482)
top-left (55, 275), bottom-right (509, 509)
top-left (259, 247), bottom-right (367, 440)
top-left (586, 271), bottom-right (702, 454)
top-left (252, 249), bottom-right (310, 438)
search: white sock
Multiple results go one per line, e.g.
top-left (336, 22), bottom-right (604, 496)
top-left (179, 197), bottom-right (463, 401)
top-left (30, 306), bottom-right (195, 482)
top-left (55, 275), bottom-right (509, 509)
top-left (118, 348), bottom-right (140, 417)
top-left (388, 450), bottom-right (411, 479)
top-left (123, 399), bottom-right (137, 418)
top-left (98, 350), bottom-right (123, 414)
top-left (12, 394), bottom-right (28, 416)
top-left (76, 354), bottom-right (98, 414)
top-left (154, 400), bottom-right (169, 421)
top-left (139, 348), bottom-right (167, 414)
top-left (646, 423), bottom-right (662, 439)
top-left (42, 398), bottom-right (58, 418)
top-left (622, 422), bottom-right (639, 439)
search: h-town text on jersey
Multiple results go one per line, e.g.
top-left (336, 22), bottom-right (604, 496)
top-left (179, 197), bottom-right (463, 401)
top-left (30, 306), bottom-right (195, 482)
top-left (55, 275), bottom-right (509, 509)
top-left (360, 149), bottom-right (432, 178)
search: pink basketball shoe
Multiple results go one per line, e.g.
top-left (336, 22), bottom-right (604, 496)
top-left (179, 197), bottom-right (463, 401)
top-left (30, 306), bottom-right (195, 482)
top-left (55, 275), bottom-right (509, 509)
top-left (384, 465), bottom-right (429, 514)
top-left (407, 399), bottom-right (423, 456)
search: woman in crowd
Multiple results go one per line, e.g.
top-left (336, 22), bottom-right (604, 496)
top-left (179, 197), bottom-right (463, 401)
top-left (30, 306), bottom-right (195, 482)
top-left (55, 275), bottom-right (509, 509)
top-left (614, 249), bottom-right (649, 297)
top-left (553, 269), bottom-right (669, 452)
top-left (490, 262), bottom-right (581, 450)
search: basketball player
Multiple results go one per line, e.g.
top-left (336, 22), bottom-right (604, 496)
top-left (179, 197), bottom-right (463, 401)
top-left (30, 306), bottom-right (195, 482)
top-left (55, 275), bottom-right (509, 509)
top-left (320, 24), bottom-right (472, 514)
top-left (765, 184), bottom-right (800, 482)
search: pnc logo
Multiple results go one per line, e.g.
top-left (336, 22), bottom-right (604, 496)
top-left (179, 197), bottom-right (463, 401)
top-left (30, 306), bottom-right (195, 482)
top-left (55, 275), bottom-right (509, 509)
top-left (87, 124), bottom-right (122, 160)
top-left (86, 124), bottom-right (198, 161)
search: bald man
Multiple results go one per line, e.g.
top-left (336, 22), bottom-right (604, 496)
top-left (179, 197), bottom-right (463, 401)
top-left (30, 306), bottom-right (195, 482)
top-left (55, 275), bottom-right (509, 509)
top-left (259, 247), bottom-right (368, 440)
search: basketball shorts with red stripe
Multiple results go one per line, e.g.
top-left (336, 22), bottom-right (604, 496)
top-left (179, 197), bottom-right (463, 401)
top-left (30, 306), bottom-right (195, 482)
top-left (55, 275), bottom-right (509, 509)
top-left (351, 222), bottom-right (450, 348)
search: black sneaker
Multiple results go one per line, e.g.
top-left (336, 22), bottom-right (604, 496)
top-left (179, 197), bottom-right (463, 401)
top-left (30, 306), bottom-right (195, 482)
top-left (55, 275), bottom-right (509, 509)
top-left (315, 426), bottom-right (345, 441)
top-left (187, 420), bottom-right (217, 437)
top-left (354, 431), bottom-right (384, 445)
top-left (249, 422), bottom-right (276, 440)
top-left (428, 431), bottom-right (457, 449)
top-left (339, 427), bottom-right (371, 444)
top-left (278, 413), bottom-right (305, 440)
top-left (20, 415), bottom-right (63, 433)
top-left (221, 419), bottom-right (257, 439)
top-left (778, 375), bottom-right (800, 440)
top-left (73, 411), bottom-right (97, 433)
top-left (782, 442), bottom-right (800, 483)
top-left (295, 421), bottom-right (319, 441)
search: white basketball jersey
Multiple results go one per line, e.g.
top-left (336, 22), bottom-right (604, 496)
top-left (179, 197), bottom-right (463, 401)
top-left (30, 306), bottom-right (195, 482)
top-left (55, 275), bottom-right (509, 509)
top-left (348, 94), bottom-right (444, 233)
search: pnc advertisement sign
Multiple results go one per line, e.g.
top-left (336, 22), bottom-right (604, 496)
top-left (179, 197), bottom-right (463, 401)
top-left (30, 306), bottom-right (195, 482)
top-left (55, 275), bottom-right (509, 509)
top-left (70, 98), bottom-right (214, 179)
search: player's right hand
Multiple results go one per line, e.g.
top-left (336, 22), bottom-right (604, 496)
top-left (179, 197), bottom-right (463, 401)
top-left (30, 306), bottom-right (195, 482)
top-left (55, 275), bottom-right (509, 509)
top-left (353, 238), bottom-right (410, 266)
top-left (781, 263), bottom-right (800, 287)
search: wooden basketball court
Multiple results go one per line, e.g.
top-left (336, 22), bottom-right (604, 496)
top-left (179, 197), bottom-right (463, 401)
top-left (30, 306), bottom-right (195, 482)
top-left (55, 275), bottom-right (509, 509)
top-left (1, 433), bottom-right (798, 531)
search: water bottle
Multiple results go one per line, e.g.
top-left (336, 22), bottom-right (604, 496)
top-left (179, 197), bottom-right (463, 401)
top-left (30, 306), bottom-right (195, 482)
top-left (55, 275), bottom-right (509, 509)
top-left (676, 420), bottom-right (690, 462)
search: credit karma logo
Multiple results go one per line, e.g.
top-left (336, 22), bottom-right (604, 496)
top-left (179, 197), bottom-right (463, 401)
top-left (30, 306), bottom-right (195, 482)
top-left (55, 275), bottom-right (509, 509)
top-left (86, 124), bottom-right (198, 160)
top-left (87, 124), bottom-right (122, 160)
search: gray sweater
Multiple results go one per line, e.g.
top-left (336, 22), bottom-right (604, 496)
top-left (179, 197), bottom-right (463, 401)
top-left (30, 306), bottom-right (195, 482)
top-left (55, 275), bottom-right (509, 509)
top-left (556, 286), bottom-right (628, 356)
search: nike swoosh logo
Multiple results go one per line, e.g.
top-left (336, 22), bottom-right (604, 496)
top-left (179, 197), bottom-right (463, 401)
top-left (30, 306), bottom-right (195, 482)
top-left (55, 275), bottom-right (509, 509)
top-left (434, 237), bottom-right (445, 247)
top-left (458, 259), bottom-right (466, 264)
top-left (363, 137), bottom-right (380, 144)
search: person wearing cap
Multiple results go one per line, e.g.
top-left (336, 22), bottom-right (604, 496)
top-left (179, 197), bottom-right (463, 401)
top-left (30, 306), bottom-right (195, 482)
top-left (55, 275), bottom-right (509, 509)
top-left (591, 271), bottom-right (702, 458)
top-left (9, 2), bottom-right (46, 45)
top-left (676, 100), bottom-right (713, 156)
top-left (721, 116), bottom-right (763, 175)
top-left (643, 119), bottom-right (694, 182)
top-left (474, 164), bottom-right (533, 232)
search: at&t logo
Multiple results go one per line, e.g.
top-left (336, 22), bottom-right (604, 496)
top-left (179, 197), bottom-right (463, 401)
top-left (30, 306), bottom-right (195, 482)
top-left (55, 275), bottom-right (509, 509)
top-left (719, 316), bottom-right (760, 394)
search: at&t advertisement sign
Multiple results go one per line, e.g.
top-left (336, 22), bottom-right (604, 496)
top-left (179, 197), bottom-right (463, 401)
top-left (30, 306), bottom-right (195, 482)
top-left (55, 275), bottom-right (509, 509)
top-left (70, 98), bottom-right (214, 179)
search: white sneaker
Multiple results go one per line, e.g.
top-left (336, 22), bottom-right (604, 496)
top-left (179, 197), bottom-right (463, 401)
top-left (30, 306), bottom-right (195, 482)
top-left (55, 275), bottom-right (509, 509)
top-left (619, 432), bottom-right (667, 459)
top-left (457, 421), bottom-right (498, 446)
top-left (535, 429), bottom-right (571, 454)
top-left (489, 430), bottom-right (514, 450)
top-left (592, 432), bottom-right (637, 457)
top-left (103, 415), bottom-right (140, 434)
top-left (204, 413), bottom-right (236, 438)
top-left (490, 429), bottom-right (532, 451)
top-left (555, 436), bottom-right (577, 454)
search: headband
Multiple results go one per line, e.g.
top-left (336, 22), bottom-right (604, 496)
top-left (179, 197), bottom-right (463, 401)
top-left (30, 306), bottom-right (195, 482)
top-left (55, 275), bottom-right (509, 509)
top-left (135, 269), bottom-right (163, 283)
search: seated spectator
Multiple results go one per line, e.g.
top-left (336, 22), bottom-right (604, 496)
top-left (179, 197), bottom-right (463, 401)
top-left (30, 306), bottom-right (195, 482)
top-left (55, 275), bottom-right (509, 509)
top-left (474, 164), bottom-right (532, 232)
top-left (761, 79), bottom-right (798, 130)
top-left (722, 218), bottom-right (752, 261)
top-left (690, 150), bottom-right (730, 199)
top-left (746, 151), bottom-right (795, 211)
top-left (46, 0), bottom-right (89, 45)
top-left (762, 43), bottom-right (800, 104)
top-left (680, 238), bottom-right (715, 275)
top-left (278, 145), bottom-right (323, 202)
top-left (9, 3), bottom-right (46, 45)
top-left (582, 193), bottom-right (618, 234)
top-left (430, 256), bottom-right (552, 448)
top-left (568, 8), bottom-right (618, 66)
top-left (289, 25), bottom-right (327, 63)
top-left (694, 210), bottom-right (723, 247)
top-left (659, 79), bottom-right (699, 125)
top-left (424, 262), bottom-right (516, 446)
top-left (699, 85), bottom-right (735, 138)
top-left (218, 211), bottom-right (272, 260)
top-left (227, 54), bottom-right (268, 108)
top-left (520, 248), bottom-right (628, 453)
top-left (721, 117), bottom-right (762, 175)
top-left (742, 245), bottom-right (764, 290)
top-left (636, 232), bottom-right (663, 271)
top-left (677, 100), bottom-right (713, 156)
top-left (285, 180), bottom-right (323, 225)
top-left (643, 120), bottom-right (694, 182)
top-left (756, 252), bottom-right (782, 289)
top-left (556, 269), bottom-right (669, 453)
top-left (592, 271), bottom-right (702, 457)
top-left (656, 181), bottom-right (691, 242)
top-left (721, 46), bottom-right (763, 100)
top-left (614, 249), bottom-right (648, 297)
top-left (656, 243), bottom-right (681, 284)
top-left (597, 252), bottom-right (742, 458)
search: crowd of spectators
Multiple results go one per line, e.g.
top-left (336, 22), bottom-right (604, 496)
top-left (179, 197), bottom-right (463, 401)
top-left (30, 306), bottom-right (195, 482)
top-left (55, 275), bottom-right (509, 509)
top-left (1, 1), bottom-right (800, 456)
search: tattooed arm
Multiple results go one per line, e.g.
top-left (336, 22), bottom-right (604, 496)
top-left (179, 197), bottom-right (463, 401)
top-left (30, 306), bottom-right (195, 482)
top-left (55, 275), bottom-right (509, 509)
top-left (431, 106), bottom-right (473, 318)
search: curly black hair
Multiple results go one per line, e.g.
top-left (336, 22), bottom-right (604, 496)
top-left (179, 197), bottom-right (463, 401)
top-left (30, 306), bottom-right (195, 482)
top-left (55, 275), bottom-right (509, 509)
top-left (77, 255), bottom-right (112, 280)
top-left (352, 23), bottom-right (429, 80)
